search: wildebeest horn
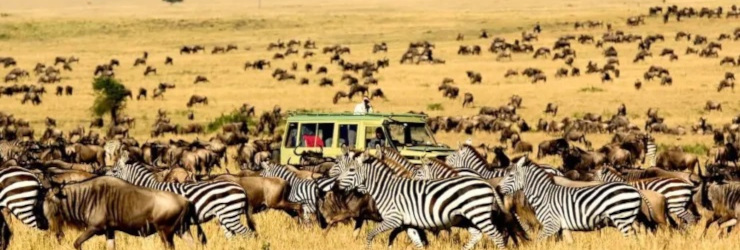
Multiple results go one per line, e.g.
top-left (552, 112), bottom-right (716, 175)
top-left (293, 147), bottom-right (301, 156)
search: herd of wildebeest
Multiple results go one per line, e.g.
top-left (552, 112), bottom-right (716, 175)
top-left (1, 3), bottom-right (740, 250)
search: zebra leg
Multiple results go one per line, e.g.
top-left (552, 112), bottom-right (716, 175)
top-left (562, 230), bottom-right (574, 244)
top-left (404, 228), bottom-right (426, 249)
top-left (217, 214), bottom-right (250, 238)
top-left (301, 204), bottom-right (313, 225)
top-left (366, 215), bottom-right (402, 249)
top-left (536, 221), bottom-right (561, 242)
top-left (463, 227), bottom-right (483, 250)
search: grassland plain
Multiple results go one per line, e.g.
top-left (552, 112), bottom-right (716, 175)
top-left (0, 0), bottom-right (739, 249)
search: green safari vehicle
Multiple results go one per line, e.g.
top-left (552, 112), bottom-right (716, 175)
top-left (280, 112), bottom-right (454, 164)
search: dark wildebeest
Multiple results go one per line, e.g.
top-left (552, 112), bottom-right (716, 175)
top-left (186, 95), bottom-right (208, 107)
top-left (193, 75), bottom-right (209, 84)
top-left (43, 177), bottom-right (207, 250)
top-left (136, 88), bottom-right (147, 100)
top-left (537, 138), bottom-right (569, 158)
top-left (165, 56), bottom-right (173, 65)
top-left (466, 71), bottom-right (482, 84)
top-left (462, 93), bottom-right (474, 108)
top-left (544, 103), bottom-right (558, 116)
top-left (656, 147), bottom-right (700, 173)
top-left (705, 101), bottom-right (722, 112)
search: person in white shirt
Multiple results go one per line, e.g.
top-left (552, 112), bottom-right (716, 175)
top-left (353, 97), bottom-right (373, 115)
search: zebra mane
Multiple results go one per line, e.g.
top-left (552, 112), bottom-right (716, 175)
top-left (603, 166), bottom-right (626, 180)
top-left (361, 155), bottom-right (401, 178)
top-left (425, 157), bottom-right (458, 174)
top-left (378, 157), bottom-right (414, 178)
top-left (460, 144), bottom-right (489, 166)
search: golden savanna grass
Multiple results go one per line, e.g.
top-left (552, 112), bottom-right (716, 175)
top-left (1, 0), bottom-right (739, 249)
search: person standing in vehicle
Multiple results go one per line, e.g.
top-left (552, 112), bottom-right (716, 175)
top-left (354, 96), bottom-right (373, 115)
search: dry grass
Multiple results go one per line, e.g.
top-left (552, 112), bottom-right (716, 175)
top-left (1, 0), bottom-right (740, 249)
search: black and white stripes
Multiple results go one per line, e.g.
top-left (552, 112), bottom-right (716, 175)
top-left (0, 167), bottom-right (43, 229)
top-left (336, 151), bottom-right (506, 249)
top-left (499, 157), bottom-right (642, 241)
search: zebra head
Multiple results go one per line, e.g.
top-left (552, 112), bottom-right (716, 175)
top-left (413, 158), bottom-right (432, 180)
top-left (498, 156), bottom-right (529, 195)
top-left (106, 150), bottom-right (130, 180)
top-left (336, 150), bottom-right (369, 193)
top-left (103, 140), bottom-right (123, 167)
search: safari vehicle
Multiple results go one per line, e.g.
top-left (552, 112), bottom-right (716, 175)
top-left (280, 112), bottom-right (454, 165)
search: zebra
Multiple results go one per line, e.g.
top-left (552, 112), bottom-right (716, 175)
top-left (499, 157), bottom-right (642, 242)
top-left (644, 135), bottom-right (657, 167)
top-left (0, 141), bottom-right (25, 163)
top-left (413, 157), bottom-right (459, 180)
top-left (335, 150), bottom-right (508, 249)
top-left (594, 166), bottom-right (698, 224)
top-left (107, 150), bottom-right (256, 238)
top-left (446, 144), bottom-right (507, 178)
top-left (0, 166), bottom-right (45, 229)
top-left (259, 162), bottom-right (329, 223)
top-left (376, 146), bottom-right (417, 172)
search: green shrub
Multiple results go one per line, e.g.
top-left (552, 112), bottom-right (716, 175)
top-left (427, 103), bottom-right (444, 111)
top-left (657, 143), bottom-right (709, 155)
top-left (578, 86), bottom-right (604, 93)
top-left (206, 110), bottom-right (250, 133)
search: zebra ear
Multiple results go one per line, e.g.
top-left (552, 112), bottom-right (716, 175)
top-left (515, 155), bottom-right (527, 168)
top-left (341, 144), bottom-right (349, 155)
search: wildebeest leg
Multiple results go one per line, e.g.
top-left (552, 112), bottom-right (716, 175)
top-left (0, 215), bottom-right (11, 250)
top-left (178, 230), bottom-right (195, 248)
top-left (717, 218), bottom-right (737, 238)
top-left (352, 218), bottom-right (364, 238)
top-left (105, 229), bottom-right (115, 250)
top-left (157, 228), bottom-right (175, 250)
top-left (73, 227), bottom-right (101, 250)
top-left (702, 214), bottom-right (720, 237)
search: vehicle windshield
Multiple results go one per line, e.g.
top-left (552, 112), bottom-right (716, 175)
top-left (385, 122), bottom-right (437, 147)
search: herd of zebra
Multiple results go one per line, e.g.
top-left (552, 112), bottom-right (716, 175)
top-left (0, 129), bottom-right (739, 250)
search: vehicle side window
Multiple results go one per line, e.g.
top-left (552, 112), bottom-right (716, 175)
top-left (338, 124), bottom-right (358, 148)
top-left (285, 122), bottom-right (298, 147)
top-left (365, 126), bottom-right (386, 148)
top-left (299, 123), bottom-right (318, 147)
top-left (318, 123), bottom-right (335, 147)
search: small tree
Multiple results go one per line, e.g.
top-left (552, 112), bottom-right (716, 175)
top-left (163, 0), bottom-right (183, 4)
top-left (92, 77), bottom-right (128, 126)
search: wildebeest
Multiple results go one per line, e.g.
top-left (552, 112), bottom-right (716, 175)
top-left (466, 71), bottom-right (482, 84)
top-left (656, 147), bottom-right (700, 173)
top-left (186, 95), bottom-right (208, 107)
top-left (537, 138), bottom-right (569, 158)
top-left (43, 177), bottom-right (206, 249)
top-left (462, 93), bottom-right (474, 108)
top-left (705, 101), bottom-right (723, 112)
top-left (544, 103), bottom-right (558, 116)
top-left (193, 75), bottom-right (209, 84)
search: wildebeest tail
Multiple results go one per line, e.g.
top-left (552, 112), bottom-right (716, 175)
top-left (242, 197), bottom-right (258, 236)
top-left (184, 201), bottom-right (207, 245)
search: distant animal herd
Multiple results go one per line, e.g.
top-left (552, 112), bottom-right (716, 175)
top-left (1, 3), bottom-right (740, 250)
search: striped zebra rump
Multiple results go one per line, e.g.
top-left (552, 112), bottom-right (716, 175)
top-left (595, 166), bottom-right (697, 223)
top-left (0, 167), bottom-right (43, 229)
